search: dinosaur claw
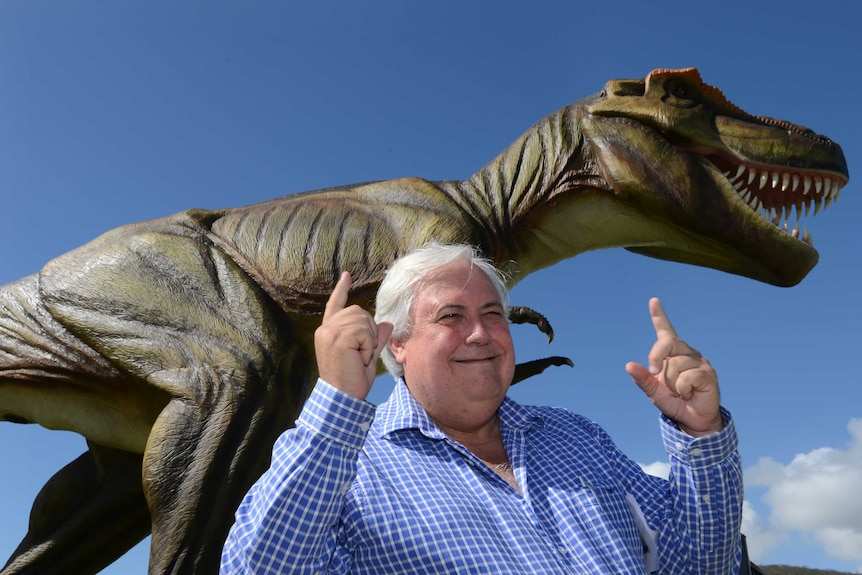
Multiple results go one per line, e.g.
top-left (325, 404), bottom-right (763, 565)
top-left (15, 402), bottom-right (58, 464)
top-left (508, 305), bottom-right (556, 343)
top-left (511, 355), bottom-right (574, 386)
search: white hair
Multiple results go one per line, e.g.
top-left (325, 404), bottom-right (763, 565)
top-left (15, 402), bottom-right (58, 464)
top-left (374, 243), bottom-right (510, 379)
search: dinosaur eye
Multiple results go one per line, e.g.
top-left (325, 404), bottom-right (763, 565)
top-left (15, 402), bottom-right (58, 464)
top-left (662, 80), bottom-right (700, 108)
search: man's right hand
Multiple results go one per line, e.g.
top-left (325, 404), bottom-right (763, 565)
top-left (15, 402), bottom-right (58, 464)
top-left (314, 271), bottom-right (394, 400)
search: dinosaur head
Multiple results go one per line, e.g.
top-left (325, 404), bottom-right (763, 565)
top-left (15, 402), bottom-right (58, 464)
top-left (577, 67), bottom-right (848, 286)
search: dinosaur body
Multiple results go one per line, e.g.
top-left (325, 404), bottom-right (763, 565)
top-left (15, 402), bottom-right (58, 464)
top-left (0, 68), bottom-right (848, 575)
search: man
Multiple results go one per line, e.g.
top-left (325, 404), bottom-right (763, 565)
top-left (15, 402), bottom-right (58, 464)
top-left (220, 243), bottom-right (742, 574)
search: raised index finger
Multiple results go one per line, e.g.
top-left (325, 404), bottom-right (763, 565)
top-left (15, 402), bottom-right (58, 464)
top-left (324, 271), bottom-right (352, 320)
top-left (649, 297), bottom-right (679, 339)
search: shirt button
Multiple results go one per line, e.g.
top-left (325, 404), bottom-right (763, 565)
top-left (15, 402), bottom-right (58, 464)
top-left (358, 421), bottom-right (371, 433)
top-left (702, 494), bottom-right (711, 503)
top-left (690, 447), bottom-right (703, 457)
top-left (675, 442), bottom-right (685, 451)
top-left (557, 546), bottom-right (568, 556)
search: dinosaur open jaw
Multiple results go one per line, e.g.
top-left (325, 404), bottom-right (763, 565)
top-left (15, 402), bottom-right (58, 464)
top-left (708, 155), bottom-right (846, 248)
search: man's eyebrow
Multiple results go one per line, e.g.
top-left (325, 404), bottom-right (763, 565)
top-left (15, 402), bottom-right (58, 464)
top-left (435, 301), bottom-right (503, 313)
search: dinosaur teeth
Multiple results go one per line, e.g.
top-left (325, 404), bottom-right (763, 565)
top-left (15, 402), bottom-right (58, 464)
top-left (747, 168), bottom-right (757, 185)
top-left (748, 195), bottom-right (759, 211)
top-left (720, 159), bottom-right (844, 249)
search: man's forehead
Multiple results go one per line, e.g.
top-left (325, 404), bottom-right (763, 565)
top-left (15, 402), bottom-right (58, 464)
top-left (415, 276), bottom-right (503, 310)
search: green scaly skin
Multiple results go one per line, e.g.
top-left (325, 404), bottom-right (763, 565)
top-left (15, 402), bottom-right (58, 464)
top-left (0, 68), bottom-right (848, 575)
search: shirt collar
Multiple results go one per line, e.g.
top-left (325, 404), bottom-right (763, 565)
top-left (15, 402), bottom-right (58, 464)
top-left (374, 378), bottom-right (543, 440)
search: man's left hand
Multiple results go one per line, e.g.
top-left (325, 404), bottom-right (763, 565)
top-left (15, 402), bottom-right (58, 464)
top-left (625, 298), bottom-right (724, 437)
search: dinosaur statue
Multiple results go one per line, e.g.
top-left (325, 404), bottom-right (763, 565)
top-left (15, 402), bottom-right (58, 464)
top-left (0, 68), bottom-right (849, 575)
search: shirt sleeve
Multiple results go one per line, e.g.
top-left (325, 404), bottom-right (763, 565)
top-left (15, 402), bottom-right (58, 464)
top-left (219, 379), bottom-right (376, 575)
top-left (638, 407), bottom-right (743, 575)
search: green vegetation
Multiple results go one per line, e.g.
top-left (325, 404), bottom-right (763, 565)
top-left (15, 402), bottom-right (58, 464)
top-left (761, 565), bottom-right (857, 575)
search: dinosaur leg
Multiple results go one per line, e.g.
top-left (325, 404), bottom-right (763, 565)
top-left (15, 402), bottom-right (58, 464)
top-left (142, 360), bottom-right (306, 574)
top-left (135, 275), bottom-right (306, 574)
top-left (38, 215), bottom-right (311, 574)
top-left (1, 445), bottom-right (150, 575)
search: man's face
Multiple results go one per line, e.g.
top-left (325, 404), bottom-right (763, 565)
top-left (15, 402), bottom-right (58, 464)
top-left (390, 260), bottom-right (516, 433)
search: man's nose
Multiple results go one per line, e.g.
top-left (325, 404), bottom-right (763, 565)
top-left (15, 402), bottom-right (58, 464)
top-left (465, 318), bottom-right (492, 345)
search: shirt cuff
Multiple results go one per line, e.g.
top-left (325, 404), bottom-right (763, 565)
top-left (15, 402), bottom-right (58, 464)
top-left (295, 378), bottom-right (377, 450)
top-left (660, 407), bottom-right (738, 469)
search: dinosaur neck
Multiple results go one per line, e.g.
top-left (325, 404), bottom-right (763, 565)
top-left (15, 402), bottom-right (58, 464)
top-left (451, 103), bottom-right (601, 283)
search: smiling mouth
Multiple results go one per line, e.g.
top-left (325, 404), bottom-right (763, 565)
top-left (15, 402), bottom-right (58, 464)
top-left (454, 356), bottom-right (497, 363)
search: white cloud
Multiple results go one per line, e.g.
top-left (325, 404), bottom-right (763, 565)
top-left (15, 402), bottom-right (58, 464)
top-left (741, 500), bottom-right (785, 563)
top-left (745, 418), bottom-right (862, 566)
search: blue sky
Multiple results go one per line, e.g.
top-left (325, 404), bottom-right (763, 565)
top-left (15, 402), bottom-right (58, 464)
top-left (1, 2), bottom-right (860, 573)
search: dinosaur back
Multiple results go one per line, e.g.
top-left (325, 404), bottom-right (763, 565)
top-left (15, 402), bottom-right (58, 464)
top-left (209, 178), bottom-right (479, 315)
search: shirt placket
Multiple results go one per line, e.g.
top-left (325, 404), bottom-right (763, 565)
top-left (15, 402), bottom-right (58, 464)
top-left (505, 426), bottom-right (583, 573)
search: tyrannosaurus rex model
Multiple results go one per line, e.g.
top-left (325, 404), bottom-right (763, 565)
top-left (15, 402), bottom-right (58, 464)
top-left (0, 68), bottom-right (849, 575)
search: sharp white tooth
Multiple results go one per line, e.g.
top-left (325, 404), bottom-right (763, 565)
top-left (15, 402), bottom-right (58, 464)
top-left (772, 172), bottom-right (780, 189)
top-left (781, 172), bottom-right (791, 191)
top-left (742, 189), bottom-right (752, 204)
top-left (770, 207), bottom-right (779, 224)
top-left (760, 171), bottom-right (769, 189)
top-left (748, 167), bottom-right (757, 184)
top-left (834, 186), bottom-right (842, 203)
top-left (815, 176), bottom-right (823, 195)
top-left (748, 195), bottom-right (759, 210)
top-left (824, 177), bottom-right (832, 197)
top-left (734, 165), bottom-right (745, 180)
top-left (733, 179), bottom-right (745, 192)
top-left (792, 174), bottom-right (800, 192)
top-left (757, 199), bottom-right (765, 214)
top-left (803, 176), bottom-right (812, 195)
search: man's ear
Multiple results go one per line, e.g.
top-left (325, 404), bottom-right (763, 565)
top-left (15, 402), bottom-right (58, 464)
top-left (390, 336), bottom-right (407, 365)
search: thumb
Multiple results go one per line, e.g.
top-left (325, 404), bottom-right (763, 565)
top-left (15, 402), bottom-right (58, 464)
top-left (625, 361), bottom-right (663, 401)
top-left (363, 322), bottom-right (393, 368)
top-left (626, 361), bottom-right (682, 421)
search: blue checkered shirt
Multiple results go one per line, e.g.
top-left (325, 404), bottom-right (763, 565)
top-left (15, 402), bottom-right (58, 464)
top-left (221, 379), bottom-right (742, 574)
